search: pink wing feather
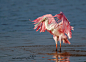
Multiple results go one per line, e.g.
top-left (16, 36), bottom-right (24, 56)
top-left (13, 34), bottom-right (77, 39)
top-left (54, 12), bottom-right (74, 39)
top-left (32, 14), bottom-right (56, 32)
top-left (32, 12), bottom-right (73, 44)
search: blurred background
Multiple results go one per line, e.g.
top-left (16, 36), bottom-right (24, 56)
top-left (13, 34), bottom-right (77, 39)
top-left (0, 0), bottom-right (86, 62)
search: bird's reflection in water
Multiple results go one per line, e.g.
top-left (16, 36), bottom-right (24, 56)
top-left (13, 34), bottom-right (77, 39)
top-left (47, 51), bottom-right (70, 62)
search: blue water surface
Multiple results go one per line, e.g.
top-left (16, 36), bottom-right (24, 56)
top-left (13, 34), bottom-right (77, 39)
top-left (0, 0), bottom-right (86, 62)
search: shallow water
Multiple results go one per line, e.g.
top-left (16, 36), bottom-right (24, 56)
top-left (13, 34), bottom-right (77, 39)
top-left (0, 0), bottom-right (86, 62)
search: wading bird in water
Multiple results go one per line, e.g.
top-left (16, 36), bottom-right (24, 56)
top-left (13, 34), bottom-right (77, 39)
top-left (32, 12), bottom-right (74, 52)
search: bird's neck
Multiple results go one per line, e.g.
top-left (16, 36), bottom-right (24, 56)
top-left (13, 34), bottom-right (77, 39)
top-left (45, 19), bottom-right (49, 28)
top-left (44, 19), bottom-right (55, 31)
top-left (44, 19), bottom-right (52, 30)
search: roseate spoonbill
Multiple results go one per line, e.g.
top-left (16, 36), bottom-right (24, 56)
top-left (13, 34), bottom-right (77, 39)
top-left (32, 12), bottom-right (74, 52)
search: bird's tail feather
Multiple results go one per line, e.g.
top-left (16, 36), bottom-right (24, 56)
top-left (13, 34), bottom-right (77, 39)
top-left (63, 39), bottom-right (71, 44)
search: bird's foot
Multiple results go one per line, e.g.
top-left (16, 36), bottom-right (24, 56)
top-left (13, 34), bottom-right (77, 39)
top-left (59, 48), bottom-right (61, 52)
top-left (56, 49), bottom-right (57, 52)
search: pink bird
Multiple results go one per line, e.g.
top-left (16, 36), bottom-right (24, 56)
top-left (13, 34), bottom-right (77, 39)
top-left (32, 12), bottom-right (74, 52)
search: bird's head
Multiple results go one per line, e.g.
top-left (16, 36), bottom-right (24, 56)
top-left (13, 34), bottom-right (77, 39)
top-left (34, 17), bottom-right (48, 27)
top-left (42, 17), bottom-right (48, 22)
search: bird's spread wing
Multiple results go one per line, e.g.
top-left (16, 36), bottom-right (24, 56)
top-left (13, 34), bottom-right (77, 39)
top-left (54, 12), bottom-right (74, 39)
top-left (32, 14), bottom-right (56, 32)
top-left (32, 12), bottom-right (74, 39)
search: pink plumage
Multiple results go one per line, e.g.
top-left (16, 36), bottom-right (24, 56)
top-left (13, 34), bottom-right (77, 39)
top-left (33, 14), bottom-right (56, 32)
top-left (32, 12), bottom-right (74, 51)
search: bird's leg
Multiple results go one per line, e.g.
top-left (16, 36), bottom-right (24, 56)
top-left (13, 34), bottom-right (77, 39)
top-left (59, 36), bottom-right (62, 52)
top-left (53, 36), bottom-right (58, 52)
top-left (56, 44), bottom-right (58, 51)
top-left (59, 43), bottom-right (61, 52)
top-left (55, 37), bottom-right (58, 51)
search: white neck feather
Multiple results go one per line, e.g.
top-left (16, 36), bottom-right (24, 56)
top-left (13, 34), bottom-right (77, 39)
top-left (44, 19), bottom-right (54, 31)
